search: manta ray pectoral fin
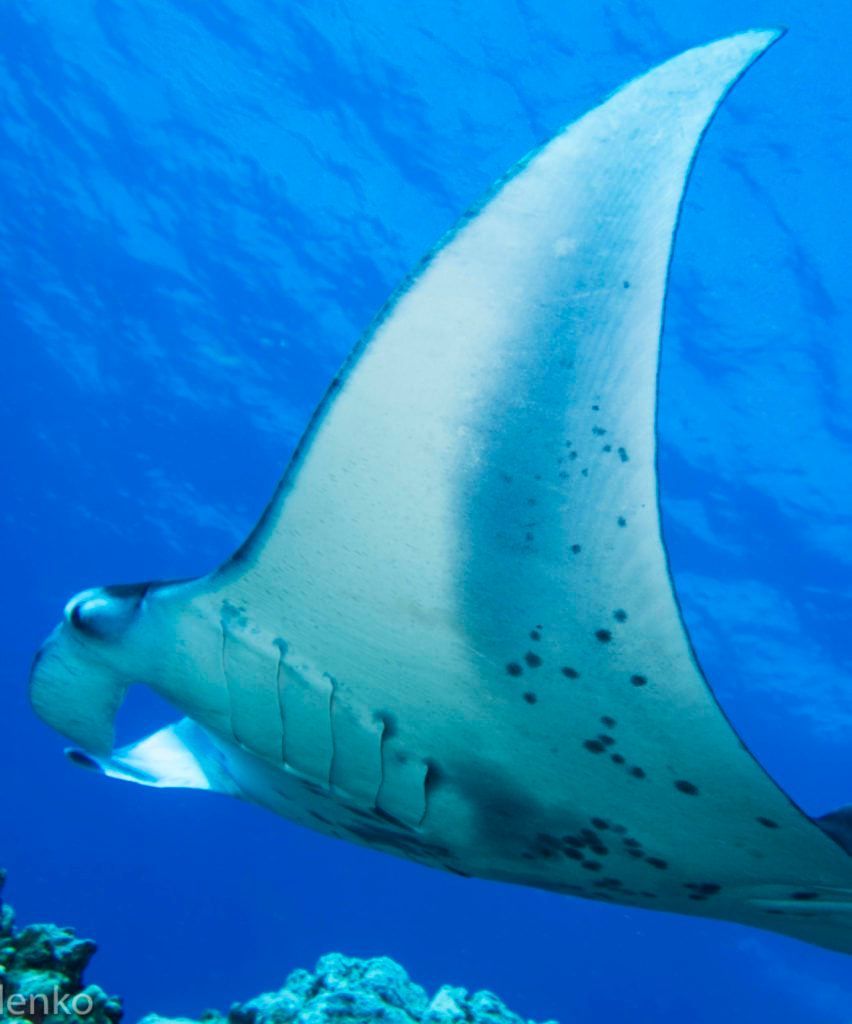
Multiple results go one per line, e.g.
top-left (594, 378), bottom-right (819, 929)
top-left (815, 806), bottom-right (852, 855)
top-left (66, 719), bottom-right (240, 794)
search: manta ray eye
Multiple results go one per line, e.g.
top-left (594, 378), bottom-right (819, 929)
top-left (64, 586), bottom-right (145, 639)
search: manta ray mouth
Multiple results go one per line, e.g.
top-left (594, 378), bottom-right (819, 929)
top-left (29, 618), bottom-right (135, 757)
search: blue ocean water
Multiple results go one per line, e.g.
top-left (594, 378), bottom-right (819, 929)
top-left (3, 2), bottom-right (852, 1021)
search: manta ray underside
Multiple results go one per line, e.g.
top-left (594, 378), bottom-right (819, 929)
top-left (30, 30), bottom-right (852, 953)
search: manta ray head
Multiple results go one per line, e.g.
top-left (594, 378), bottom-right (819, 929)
top-left (30, 580), bottom-right (173, 757)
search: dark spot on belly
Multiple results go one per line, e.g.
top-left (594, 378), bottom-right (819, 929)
top-left (686, 882), bottom-right (721, 896)
top-left (617, 447), bottom-right (629, 463)
top-left (591, 817), bottom-right (609, 830)
top-left (561, 666), bottom-right (580, 679)
top-left (571, 543), bottom-right (582, 554)
top-left (454, 757), bottom-right (545, 851)
top-left (629, 766), bottom-right (646, 779)
top-left (529, 629), bottom-right (541, 641)
top-left (582, 860), bottom-right (602, 871)
top-left (595, 629), bottom-right (612, 643)
top-left (584, 739), bottom-right (606, 754)
top-left (757, 816), bottom-right (780, 829)
top-left (617, 516), bottom-right (627, 527)
top-left (675, 780), bottom-right (699, 796)
top-left (594, 877), bottom-right (623, 890)
top-left (523, 692), bottom-right (538, 705)
top-left (506, 662), bottom-right (523, 677)
top-left (524, 651), bottom-right (543, 668)
top-left (611, 753), bottom-right (625, 765)
top-left (601, 715), bottom-right (616, 728)
top-left (646, 857), bottom-right (668, 870)
top-left (791, 891), bottom-right (820, 901)
top-left (630, 674), bottom-right (647, 687)
top-left (613, 609), bottom-right (628, 622)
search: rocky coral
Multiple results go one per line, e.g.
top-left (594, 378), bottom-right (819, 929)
top-left (142, 953), bottom-right (553, 1024)
top-left (1, 872), bottom-right (552, 1024)
top-left (0, 869), bottom-right (122, 1024)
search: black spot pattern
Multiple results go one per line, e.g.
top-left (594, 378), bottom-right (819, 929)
top-left (506, 662), bottom-right (523, 677)
top-left (529, 629), bottom-right (541, 641)
top-left (571, 543), bottom-right (582, 554)
top-left (685, 882), bottom-right (721, 901)
top-left (601, 715), bottom-right (616, 728)
top-left (524, 651), bottom-right (543, 668)
top-left (757, 817), bottom-right (780, 829)
top-left (646, 857), bottom-right (668, 870)
top-left (630, 674), bottom-right (647, 687)
top-left (617, 516), bottom-right (627, 527)
top-left (613, 609), bottom-right (628, 622)
top-left (674, 780), bottom-right (699, 796)
top-left (523, 692), bottom-right (538, 705)
top-left (584, 739), bottom-right (606, 754)
top-left (595, 629), bottom-right (612, 643)
top-left (561, 667), bottom-right (580, 679)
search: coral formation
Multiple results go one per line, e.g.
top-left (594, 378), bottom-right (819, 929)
top-left (1, 872), bottom-right (551, 1024)
top-left (142, 953), bottom-right (552, 1024)
top-left (0, 869), bottom-right (122, 1024)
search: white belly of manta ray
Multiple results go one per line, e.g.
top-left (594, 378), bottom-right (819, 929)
top-left (29, 30), bottom-right (852, 954)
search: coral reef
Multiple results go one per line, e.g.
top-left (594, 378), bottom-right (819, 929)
top-left (1, 872), bottom-right (551, 1024)
top-left (142, 953), bottom-right (553, 1024)
top-left (0, 869), bottom-right (122, 1024)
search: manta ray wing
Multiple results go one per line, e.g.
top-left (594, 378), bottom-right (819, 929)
top-left (30, 30), bottom-right (852, 953)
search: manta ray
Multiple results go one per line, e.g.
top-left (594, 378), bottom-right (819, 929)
top-left (29, 29), bottom-right (852, 953)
